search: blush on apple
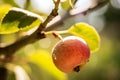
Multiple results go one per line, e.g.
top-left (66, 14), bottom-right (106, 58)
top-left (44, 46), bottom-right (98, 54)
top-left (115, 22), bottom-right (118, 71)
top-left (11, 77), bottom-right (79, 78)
top-left (52, 36), bottom-right (90, 73)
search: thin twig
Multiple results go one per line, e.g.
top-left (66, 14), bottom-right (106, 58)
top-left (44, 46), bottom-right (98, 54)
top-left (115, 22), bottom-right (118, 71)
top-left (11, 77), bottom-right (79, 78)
top-left (38, 0), bottom-right (60, 31)
top-left (24, 0), bottom-right (30, 10)
top-left (45, 0), bottom-right (109, 31)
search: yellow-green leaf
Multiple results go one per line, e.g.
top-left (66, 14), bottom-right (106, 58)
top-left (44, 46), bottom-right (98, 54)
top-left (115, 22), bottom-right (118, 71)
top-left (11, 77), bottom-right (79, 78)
top-left (68, 22), bottom-right (100, 52)
top-left (61, 0), bottom-right (75, 10)
top-left (0, 7), bottom-right (43, 34)
top-left (0, 4), bottom-right (12, 20)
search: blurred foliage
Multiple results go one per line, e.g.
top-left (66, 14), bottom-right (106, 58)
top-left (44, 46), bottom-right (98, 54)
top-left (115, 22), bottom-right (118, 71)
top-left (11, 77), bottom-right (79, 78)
top-left (28, 50), bottom-right (67, 80)
top-left (105, 5), bottom-right (120, 22)
top-left (0, 0), bottom-right (120, 80)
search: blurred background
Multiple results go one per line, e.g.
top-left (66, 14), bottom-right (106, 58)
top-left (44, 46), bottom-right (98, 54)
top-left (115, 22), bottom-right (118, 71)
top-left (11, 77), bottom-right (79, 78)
top-left (0, 0), bottom-right (120, 80)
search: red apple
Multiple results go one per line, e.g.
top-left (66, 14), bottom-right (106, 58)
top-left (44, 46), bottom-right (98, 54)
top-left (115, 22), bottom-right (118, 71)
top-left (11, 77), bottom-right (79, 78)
top-left (52, 36), bottom-right (90, 73)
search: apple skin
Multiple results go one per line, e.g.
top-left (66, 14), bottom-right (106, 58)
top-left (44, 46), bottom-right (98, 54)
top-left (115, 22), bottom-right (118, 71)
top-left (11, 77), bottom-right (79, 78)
top-left (52, 36), bottom-right (90, 73)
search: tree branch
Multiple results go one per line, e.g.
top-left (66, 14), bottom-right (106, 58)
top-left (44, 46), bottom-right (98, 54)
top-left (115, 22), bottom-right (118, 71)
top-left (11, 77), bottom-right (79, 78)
top-left (0, 0), bottom-right (60, 63)
top-left (38, 0), bottom-right (60, 31)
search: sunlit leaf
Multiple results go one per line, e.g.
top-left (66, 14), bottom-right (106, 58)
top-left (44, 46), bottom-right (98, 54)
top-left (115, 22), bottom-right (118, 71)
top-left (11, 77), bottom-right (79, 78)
top-left (28, 50), bottom-right (67, 80)
top-left (68, 22), bottom-right (100, 52)
top-left (0, 4), bottom-right (12, 20)
top-left (0, 7), bottom-right (43, 34)
top-left (61, 0), bottom-right (75, 10)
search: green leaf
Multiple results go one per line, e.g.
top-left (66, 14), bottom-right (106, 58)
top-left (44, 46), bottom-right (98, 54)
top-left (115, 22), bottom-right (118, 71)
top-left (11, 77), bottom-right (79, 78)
top-left (61, 0), bottom-right (75, 10)
top-left (67, 22), bottom-right (100, 52)
top-left (0, 7), bottom-right (43, 34)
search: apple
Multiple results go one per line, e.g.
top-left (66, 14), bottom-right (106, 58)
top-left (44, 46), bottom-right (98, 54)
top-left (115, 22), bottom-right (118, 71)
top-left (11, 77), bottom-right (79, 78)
top-left (52, 36), bottom-right (90, 73)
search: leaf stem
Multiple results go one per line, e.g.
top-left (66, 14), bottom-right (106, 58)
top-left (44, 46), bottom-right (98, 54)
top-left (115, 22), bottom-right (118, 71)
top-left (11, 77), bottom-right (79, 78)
top-left (45, 30), bottom-right (68, 35)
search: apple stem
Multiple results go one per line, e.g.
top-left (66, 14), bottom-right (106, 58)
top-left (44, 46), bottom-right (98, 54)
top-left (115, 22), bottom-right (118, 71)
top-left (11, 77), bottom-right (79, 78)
top-left (44, 30), bottom-right (68, 40)
top-left (52, 31), bottom-right (63, 40)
